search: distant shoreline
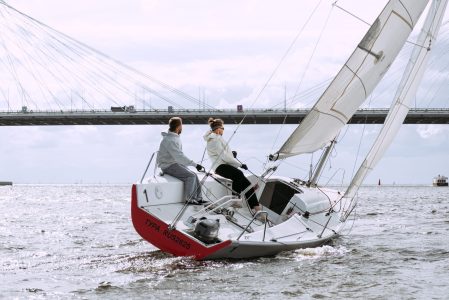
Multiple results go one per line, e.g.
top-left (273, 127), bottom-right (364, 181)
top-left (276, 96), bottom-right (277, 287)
top-left (3, 183), bottom-right (441, 187)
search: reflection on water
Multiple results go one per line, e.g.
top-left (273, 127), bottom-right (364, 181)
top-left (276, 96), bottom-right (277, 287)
top-left (1, 185), bottom-right (448, 299)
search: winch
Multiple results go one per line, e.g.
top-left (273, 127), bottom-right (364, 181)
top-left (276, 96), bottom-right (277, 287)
top-left (193, 217), bottom-right (220, 244)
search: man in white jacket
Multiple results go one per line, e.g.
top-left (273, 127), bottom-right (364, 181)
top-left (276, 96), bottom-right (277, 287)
top-left (156, 117), bottom-right (207, 205)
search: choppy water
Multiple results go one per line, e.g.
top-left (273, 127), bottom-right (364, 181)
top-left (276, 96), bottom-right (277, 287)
top-left (1, 185), bottom-right (448, 299)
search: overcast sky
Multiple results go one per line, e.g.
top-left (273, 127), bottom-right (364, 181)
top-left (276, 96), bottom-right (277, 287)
top-left (1, 0), bottom-right (449, 185)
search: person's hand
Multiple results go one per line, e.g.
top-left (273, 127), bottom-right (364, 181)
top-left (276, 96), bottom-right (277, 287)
top-left (240, 164), bottom-right (248, 170)
top-left (232, 151), bottom-right (237, 158)
top-left (196, 164), bottom-right (204, 172)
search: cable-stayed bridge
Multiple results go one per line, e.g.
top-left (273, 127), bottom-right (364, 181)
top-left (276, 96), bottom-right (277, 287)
top-left (1, 3), bottom-right (449, 127)
top-left (1, 108), bottom-right (449, 126)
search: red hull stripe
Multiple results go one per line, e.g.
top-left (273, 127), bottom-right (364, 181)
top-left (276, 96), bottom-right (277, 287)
top-left (131, 184), bottom-right (232, 260)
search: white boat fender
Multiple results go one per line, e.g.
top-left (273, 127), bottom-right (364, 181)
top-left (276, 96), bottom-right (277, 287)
top-left (193, 217), bottom-right (220, 244)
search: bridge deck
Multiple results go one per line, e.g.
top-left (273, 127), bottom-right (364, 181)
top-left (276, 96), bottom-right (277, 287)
top-left (1, 108), bottom-right (449, 126)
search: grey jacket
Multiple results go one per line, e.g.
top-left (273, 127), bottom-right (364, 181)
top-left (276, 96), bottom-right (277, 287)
top-left (156, 132), bottom-right (196, 170)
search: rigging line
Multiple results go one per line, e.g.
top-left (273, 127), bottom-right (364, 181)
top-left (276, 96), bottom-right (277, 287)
top-left (422, 44), bottom-right (449, 107)
top-left (2, 2), bottom-right (208, 110)
top-left (425, 35), bottom-right (449, 71)
top-left (417, 62), bottom-right (447, 107)
top-left (1, 31), bottom-right (58, 111)
top-left (0, 10), bottom-right (30, 101)
top-left (58, 40), bottom-right (208, 110)
top-left (5, 22), bottom-right (98, 110)
top-left (333, 3), bottom-right (434, 57)
top-left (41, 36), bottom-right (144, 108)
top-left (271, 3), bottom-right (333, 152)
top-left (31, 30), bottom-right (138, 110)
top-left (288, 78), bottom-right (333, 108)
top-left (1, 14), bottom-right (69, 110)
top-left (269, 77), bottom-right (332, 109)
top-left (276, 158), bottom-right (311, 174)
top-left (5, 13), bottom-right (108, 110)
top-left (425, 75), bottom-right (449, 108)
top-left (39, 26), bottom-right (187, 110)
top-left (337, 122), bottom-right (350, 143)
top-left (16, 16), bottom-right (136, 109)
top-left (342, 204), bottom-right (357, 236)
top-left (324, 168), bottom-right (345, 187)
top-left (427, 34), bottom-right (449, 65)
top-left (0, 88), bottom-right (10, 110)
top-left (370, 64), bottom-right (412, 100)
top-left (199, 2), bottom-right (327, 176)
top-left (262, 0), bottom-right (327, 160)
top-left (231, 0), bottom-right (324, 130)
top-left (405, 40), bottom-right (431, 49)
top-left (268, 2), bottom-right (331, 110)
top-left (332, 2), bottom-right (370, 26)
top-left (0, 59), bottom-right (12, 109)
top-left (0, 18), bottom-right (34, 110)
top-left (292, 3), bottom-right (334, 102)
top-left (141, 87), bottom-right (186, 110)
top-left (406, 3), bottom-right (441, 51)
top-left (349, 94), bottom-right (373, 182)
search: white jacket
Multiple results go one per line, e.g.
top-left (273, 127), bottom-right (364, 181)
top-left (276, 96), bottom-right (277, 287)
top-left (203, 131), bottom-right (241, 171)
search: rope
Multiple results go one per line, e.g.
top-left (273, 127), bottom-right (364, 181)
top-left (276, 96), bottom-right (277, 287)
top-left (219, 0), bottom-right (325, 161)
top-left (292, 3), bottom-right (334, 100)
top-left (332, 2), bottom-right (371, 26)
top-left (269, 2), bottom-right (334, 157)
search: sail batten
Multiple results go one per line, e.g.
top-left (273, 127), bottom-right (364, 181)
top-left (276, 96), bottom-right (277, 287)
top-left (343, 0), bottom-right (448, 208)
top-left (272, 0), bottom-right (430, 160)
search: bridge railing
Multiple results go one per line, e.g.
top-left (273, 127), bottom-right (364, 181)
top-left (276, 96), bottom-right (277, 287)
top-left (1, 107), bottom-right (448, 115)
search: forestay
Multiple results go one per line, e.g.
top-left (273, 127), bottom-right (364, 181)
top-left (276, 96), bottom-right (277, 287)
top-left (343, 0), bottom-right (448, 207)
top-left (271, 0), bottom-right (430, 160)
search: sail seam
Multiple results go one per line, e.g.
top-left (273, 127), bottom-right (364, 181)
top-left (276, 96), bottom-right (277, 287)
top-left (329, 65), bottom-right (368, 123)
top-left (313, 107), bottom-right (347, 126)
top-left (398, 0), bottom-right (414, 28)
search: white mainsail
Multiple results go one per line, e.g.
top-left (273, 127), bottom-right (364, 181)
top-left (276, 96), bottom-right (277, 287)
top-left (343, 0), bottom-right (448, 206)
top-left (271, 0), bottom-right (430, 160)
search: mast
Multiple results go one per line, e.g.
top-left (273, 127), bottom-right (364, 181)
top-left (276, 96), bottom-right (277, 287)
top-left (309, 139), bottom-right (336, 187)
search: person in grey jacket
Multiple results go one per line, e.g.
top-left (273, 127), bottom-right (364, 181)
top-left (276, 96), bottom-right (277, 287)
top-left (157, 117), bottom-right (207, 205)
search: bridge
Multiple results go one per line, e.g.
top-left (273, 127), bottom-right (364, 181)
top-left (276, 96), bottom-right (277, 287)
top-left (1, 108), bottom-right (448, 126)
top-left (1, 3), bottom-right (449, 127)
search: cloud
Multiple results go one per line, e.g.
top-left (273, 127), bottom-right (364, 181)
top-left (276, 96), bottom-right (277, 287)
top-left (1, 0), bottom-right (449, 185)
top-left (416, 124), bottom-right (449, 139)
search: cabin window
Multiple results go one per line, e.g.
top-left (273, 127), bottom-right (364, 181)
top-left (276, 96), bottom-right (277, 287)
top-left (259, 181), bottom-right (299, 215)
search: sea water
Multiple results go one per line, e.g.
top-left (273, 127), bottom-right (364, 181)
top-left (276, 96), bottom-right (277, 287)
top-left (0, 185), bottom-right (448, 299)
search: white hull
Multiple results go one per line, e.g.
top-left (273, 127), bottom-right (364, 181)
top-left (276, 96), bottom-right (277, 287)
top-left (132, 173), bottom-right (349, 259)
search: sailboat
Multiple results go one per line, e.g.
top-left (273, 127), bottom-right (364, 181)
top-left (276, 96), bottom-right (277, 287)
top-left (131, 0), bottom-right (447, 259)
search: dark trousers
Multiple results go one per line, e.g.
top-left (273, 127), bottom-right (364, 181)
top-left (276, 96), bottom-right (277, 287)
top-left (215, 164), bottom-right (259, 209)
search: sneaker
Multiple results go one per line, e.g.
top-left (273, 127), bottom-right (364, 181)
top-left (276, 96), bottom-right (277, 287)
top-left (185, 200), bottom-right (203, 205)
top-left (255, 213), bottom-right (267, 223)
top-left (196, 199), bottom-right (211, 205)
top-left (230, 199), bottom-right (243, 208)
top-left (186, 199), bottom-right (210, 205)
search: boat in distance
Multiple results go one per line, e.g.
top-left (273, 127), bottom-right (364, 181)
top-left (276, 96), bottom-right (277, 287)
top-left (433, 175), bottom-right (448, 186)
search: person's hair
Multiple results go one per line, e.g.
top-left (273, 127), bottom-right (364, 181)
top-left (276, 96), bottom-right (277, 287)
top-left (169, 117), bottom-right (182, 132)
top-left (208, 118), bottom-right (224, 131)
